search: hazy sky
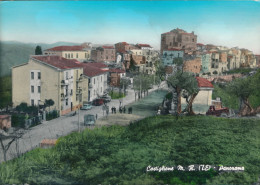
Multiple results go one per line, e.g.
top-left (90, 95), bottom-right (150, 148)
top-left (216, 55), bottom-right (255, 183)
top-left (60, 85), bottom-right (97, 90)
top-left (1, 1), bottom-right (260, 54)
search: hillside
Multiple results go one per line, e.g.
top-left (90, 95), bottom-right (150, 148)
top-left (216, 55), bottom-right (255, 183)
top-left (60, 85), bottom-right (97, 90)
top-left (0, 116), bottom-right (259, 184)
top-left (0, 41), bottom-right (80, 77)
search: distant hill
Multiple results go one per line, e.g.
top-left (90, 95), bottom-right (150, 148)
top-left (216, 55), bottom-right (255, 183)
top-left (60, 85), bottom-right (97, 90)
top-left (0, 41), bottom-right (81, 77)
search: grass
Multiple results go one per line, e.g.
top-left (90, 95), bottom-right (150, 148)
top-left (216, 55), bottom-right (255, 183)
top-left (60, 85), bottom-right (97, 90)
top-left (0, 116), bottom-right (259, 184)
top-left (109, 91), bottom-right (126, 99)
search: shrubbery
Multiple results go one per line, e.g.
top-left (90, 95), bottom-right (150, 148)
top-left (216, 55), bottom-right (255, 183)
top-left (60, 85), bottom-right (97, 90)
top-left (46, 110), bottom-right (59, 121)
top-left (109, 91), bottom-right (126, 99)
top-left (0, 116), bottom-right (259, 184)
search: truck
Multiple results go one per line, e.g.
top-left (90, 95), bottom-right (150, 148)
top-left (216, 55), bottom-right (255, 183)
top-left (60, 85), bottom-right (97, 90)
top-left (206, 105), bottom-right (230, 117)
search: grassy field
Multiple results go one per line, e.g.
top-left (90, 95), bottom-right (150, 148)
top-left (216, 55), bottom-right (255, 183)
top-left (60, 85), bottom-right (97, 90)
top-left (0, 116), bottom-right (259, 184)
top-left (109, 91), bottom-right (126, 99)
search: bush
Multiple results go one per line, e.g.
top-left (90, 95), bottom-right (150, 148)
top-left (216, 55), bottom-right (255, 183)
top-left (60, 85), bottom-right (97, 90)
top-left (109, 92), bottom-right (125, 99)
top-left (46, 110), bottom-right (59, 121)
top-left (11, 114), bottom-right (26, 128)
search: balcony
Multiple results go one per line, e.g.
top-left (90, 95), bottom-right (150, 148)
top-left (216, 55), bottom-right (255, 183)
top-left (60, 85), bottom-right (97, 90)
top-left (61, 93), bottom-right (65, 100)
top-left (61, 80), bottom-right (69, 86)
top-left (76, 87), bottom-right (82, 94)
top-left (76, 74), bottom-right (83, 82)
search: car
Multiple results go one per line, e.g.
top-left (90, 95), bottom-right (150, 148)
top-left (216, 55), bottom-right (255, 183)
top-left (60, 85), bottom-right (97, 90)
top-left (84, 114), bottom-right (95, 126)
top-left (81, 104), bottom-right (92, 110)
top-left (100, 95), bottom-right (111, 103)
top-left (92, 98), bottom-right (104, 106)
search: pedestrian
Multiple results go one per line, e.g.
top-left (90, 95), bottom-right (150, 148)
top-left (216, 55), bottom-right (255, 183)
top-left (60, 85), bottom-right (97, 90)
top-left (114, 107), bottom-right (117, 114)
top-left (119, 107), bottom-right (122, 114)
top-left (111, 107), bottom-right (114, 114)
top-left (129, 107), bottom-right (132, 114)
top-left (123, 106), bottom-right (126, 113)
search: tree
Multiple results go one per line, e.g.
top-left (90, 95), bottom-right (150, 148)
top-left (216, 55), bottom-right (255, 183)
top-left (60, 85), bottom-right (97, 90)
top-left (129, 55), bottom-right (136, 72)
top-left (133, 74), bottom-right (153, 99)
top-left (227, 71), bottom-right (260, 116)
top-left (35, 45), bottom-right (43, 55)
top-left (0, 127), bottom-right (28, 161)
top-left (119, 77), bottom-right (131, 96)
top-left (45, 99), bottom-right (55, 112)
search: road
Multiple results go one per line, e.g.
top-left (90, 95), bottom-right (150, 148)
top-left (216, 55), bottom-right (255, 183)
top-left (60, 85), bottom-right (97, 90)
top-left (0, 86), bottom-right (164, 162)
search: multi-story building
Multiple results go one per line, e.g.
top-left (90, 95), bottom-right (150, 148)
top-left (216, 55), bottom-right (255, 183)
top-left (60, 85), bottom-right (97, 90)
top-left (91, 46), bottom-right (116, 63)
top-left (108, 68), bottom-right (126, 87)
top-left (12, 55), bottom-right (88, 115)
top-left (115, 42), bottom-right (137, 53)
top-left (162, 49), bottom-right (184, 66)
top-left (201, 53), bottom-right (211, 74)
top-left (183, 56), bottom-right (202, 74)
top-left (136, 44), bottom-right (153, 50)
top-left (161, 28), bottom-right (197, 54)
top-left (80, 62), bottom-right (108, 102)
top-left (44, 44), bottom-right (92, 62)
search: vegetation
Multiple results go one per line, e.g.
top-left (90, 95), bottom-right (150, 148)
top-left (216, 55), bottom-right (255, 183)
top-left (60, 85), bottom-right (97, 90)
top-left (0, 116), bottom-right (259, 184)
top-left (35, 45), bottom-right (42, 55)
top-left (226, 68), bottom-right (252, 75)
top-left (212, 69), bottom-right (260, 115)
top-left (0, 76), bottom-right (12, 109)
top-left (46, 110), bottom-right (59, 121)
top-left (109, 91), bottom-right (125, 99)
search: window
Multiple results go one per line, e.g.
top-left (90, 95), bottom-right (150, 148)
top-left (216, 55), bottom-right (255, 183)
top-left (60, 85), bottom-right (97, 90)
top-left (31, 99), bottom-right (34, 106)
top-left (71, 89), bottom-right (73, 95)
top-left (71, 53), bottom-right (73, 58)
top-left (68, 54), bottom-right (70, 58)
top-left (94, 78), bottom-right (95, 84)
top-left (106, 56), bottom-right (108, 60)
top-left (31, 72), bottom-right (34, 79)
top-left (38, 72), bottom-right (41, 79)
top-left (31, 86), bottom-right (34, 93)
top-left (38, 86), bottom-right (41, 93)
top-left (65, 54), bottom-right (67, 58)
top-left (85, 53), bottom-right (87, 58)
top-left (66, 99), bottom-right (68, 106)
top-left (76, 53), bottom-right (78, 58)
top-left (101, 76), bottom-right (102, 82)
top-left (66, 72), bottom-right (68, 80)
top-left (101, 87), bottom-right (102, 93)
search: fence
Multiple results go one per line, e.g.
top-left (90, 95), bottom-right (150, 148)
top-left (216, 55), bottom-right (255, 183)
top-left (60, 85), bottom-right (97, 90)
top-left (24, 115), bottom-right (43, 128)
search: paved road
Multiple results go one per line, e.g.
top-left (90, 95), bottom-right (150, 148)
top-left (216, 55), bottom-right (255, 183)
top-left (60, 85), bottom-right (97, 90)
top-left (0, 86), bottom-right (164, 162)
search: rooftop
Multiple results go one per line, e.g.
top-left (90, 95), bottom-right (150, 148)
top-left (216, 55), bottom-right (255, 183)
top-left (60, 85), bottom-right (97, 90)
top-left (80, 63), bottom-right (108, 77)
top-left (196, 77), bottom-right (214, 88)
top-left (45, 45), bottom-right (85, 51)
top-left (32, 55), bottom-right (82, 70)
top-left (109, 68), bottom-right (126, 73)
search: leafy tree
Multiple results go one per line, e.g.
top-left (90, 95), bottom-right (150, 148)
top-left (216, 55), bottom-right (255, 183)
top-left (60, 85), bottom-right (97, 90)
top-left (44, 99), bottom-right (54, 112)
top-left (129, 55), bottom-right (136, 72)
top-left (35, 45), bottom-right (42, 55)
top-left (227, 70), bottom-right (260, 116)
top-left (119, 77), bottom-right (131, 95)
top-left (133, 74), bottom-right (153, 99)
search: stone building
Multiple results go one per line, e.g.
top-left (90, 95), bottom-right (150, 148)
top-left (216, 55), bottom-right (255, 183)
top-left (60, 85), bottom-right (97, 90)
top-left (183, 56), bottom-right (202, 74)
top-left (91, 46), bottom-right (116, 62)
top-left (115, 42), bottom-right (137, 53)
top-left (161, 28), bottom-right (197, 54)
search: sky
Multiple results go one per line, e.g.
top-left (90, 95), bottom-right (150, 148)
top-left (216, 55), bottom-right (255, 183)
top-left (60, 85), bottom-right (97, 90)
top-left (0, 1), bottom-right (260, 54)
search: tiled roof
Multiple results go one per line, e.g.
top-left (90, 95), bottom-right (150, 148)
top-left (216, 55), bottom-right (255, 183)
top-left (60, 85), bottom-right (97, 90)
top-left (165, 48), bottom-right (183, 51)
top-left (102, 45), bottom-right (115, 49)
top-left (137, 44), bottom-right (152, 48)
top-left (32, 56), bottom-right (82, 69)
top-left (196, 77), bottom-right (214, 88)
top-left (86, 62), bottom-right (108, 69)
top-left (80, 63), bottom-right (108, 77)
top-left (0, 115), bottom-right (10, 119)
top-left (197, 43), bottom-right (204, 46)
top-left (122, 42), bottom-right (129, 45)
top-left (162, 32), bottom-right (171, 34)
top-left (109, 69), bottom-right (126, 73)
top-left (46, 45), bottom-right (84, 51)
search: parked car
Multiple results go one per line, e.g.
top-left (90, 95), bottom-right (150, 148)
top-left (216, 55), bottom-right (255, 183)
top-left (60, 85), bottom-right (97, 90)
top-left (100, 95), bottom-right (111, 103)
top-left (81, 104), bottom-right (92, 110)
top-left (84, 114), bottom-right (95, 126)
top-left (92, 98), bottom-right (104, 106)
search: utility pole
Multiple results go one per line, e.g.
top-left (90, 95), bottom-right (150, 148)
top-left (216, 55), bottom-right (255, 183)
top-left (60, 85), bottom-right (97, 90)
top-left (78, 106), bottom-right (80, 132)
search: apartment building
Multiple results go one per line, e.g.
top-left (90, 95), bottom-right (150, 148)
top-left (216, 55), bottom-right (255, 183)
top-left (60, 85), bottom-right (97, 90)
top-left (91, 46), bottom-right (116, 62)
top-left (115, 42), bottom-right (137, 53)
top-left (161, 28), bottom-right (197, 54)
top-left (44, 44), bottom-right (92, 62)
top-left (136, 44), bottom-right (153, 50)
top-left (12, 55), bottom-right (88, 115)
top-left (162, 49), bottom-right (184, 66)
top-left (80, 62), bottom-right (108, 102)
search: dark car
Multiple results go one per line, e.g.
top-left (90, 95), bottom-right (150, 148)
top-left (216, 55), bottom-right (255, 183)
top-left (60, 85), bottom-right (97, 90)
top-left (100, 95), bottom-right (111, 103)
top-left (92, 98), bottom-right (104, 106)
